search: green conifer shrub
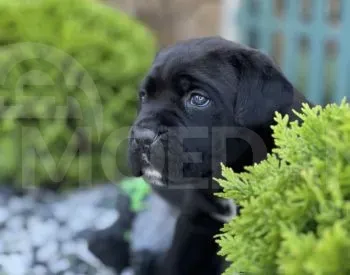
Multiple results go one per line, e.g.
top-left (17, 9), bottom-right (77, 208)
top-left (216, 101), bottom-right (350, 275)
top-left (0, 0), bottom-right (156, 189)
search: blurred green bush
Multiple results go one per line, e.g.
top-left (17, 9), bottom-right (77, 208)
top-left (216, 101), bottom-right (350, 275)
top-left (0, 0), bottom-right (156, 189)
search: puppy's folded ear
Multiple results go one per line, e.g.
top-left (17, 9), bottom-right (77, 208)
top-left (232, 49), bottom-right (295, 128)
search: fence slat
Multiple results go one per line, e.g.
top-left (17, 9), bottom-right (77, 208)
top-left (237, 0), bottom-right (254, 45)
top-left (335, 0), bottom-right (350, 103)
top-left (307, 0), bottom-right (327, 104)
top-left (236, 0), bottom-right (349, 105)
top-left (259, 1), bottom-right (274, 55)
top-left (281, 0), bottom-right (299, 84)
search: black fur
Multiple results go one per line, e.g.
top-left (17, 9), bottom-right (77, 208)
top-left (128, 36), bottom-right (311, 275)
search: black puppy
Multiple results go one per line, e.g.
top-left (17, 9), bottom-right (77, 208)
top-left (128, 36), bottom-right (311, 275)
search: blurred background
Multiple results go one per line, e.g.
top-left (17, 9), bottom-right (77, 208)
top-left (105, 0), bottom-right (349, 105)
top-left (0, 0), bottom-right (349, 274)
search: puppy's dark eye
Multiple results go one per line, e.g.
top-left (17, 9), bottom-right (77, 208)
top-left (189, 93), bottom-right (210, 107)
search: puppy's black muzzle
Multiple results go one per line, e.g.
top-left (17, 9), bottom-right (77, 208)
top-left (128, 124), bottom-right (167, 178)
top-left (132, 126), bottom-right (158, 148)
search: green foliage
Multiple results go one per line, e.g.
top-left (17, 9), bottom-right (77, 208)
top-left (216, 101), bottom-right (350, 275)
top-left (0, 0), bottom-right (156, 188)
top-left (119, 177), bottom-right (151, 212)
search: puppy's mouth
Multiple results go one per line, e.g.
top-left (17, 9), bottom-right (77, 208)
top-left (142, 167), bottom-right (164, 186)
top-left (140, 153), bottom-right (164, 186)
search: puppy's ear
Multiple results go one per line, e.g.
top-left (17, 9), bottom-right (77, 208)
top-left (232, 49), bottom-right (295, 128)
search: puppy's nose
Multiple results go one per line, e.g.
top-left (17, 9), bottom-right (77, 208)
top-left (133, 127), bottom-right (157, 147)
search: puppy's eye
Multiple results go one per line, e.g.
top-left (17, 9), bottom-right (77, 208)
top-left (189, 93), bottom-right (210, 107)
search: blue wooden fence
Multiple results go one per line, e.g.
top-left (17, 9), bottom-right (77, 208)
top-left (236, 0), bottom-right (350, 105)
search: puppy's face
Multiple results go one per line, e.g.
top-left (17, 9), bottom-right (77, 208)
top-left (128, 37), bottom-right (295, 188)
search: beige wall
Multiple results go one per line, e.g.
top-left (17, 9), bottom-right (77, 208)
top-left (101, 0), bottom-right (221, 47)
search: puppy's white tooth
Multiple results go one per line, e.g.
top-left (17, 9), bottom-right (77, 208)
top-left (142, 167), bottom-right (164, 186)
top-left (151, 179), bottom-right (164, 186)
top-left (144, 168), bottom-right (162, 179)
